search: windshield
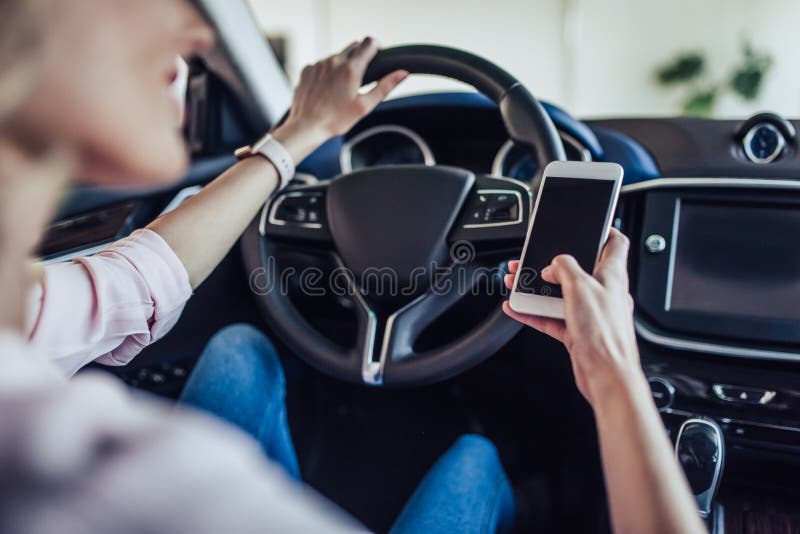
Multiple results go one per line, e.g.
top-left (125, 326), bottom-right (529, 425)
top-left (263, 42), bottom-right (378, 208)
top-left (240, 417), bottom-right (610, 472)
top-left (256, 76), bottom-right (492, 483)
top-left (246, 0), bottom-right (799, 119)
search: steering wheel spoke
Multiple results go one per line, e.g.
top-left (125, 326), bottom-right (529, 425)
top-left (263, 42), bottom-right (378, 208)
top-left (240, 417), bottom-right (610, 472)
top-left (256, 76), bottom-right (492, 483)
top-left (356, 262), bottom-right (500, 385)
top-left (260, 183), bottom-right (333, 246)
top-left (449, 175), bottom-right (532, 255)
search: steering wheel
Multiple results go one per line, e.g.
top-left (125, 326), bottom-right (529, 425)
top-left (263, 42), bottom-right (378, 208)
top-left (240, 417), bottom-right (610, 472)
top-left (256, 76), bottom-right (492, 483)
top-left (242, 45), bottom-right (566, 386)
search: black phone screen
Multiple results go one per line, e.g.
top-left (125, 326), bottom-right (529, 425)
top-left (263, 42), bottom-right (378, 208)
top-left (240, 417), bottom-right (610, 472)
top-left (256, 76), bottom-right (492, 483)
top-left (516, 176), bottom-right (617, 298)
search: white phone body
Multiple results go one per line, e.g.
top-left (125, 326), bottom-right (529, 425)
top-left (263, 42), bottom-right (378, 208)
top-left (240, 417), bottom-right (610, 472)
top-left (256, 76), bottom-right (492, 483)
top-left (509, 161), bottom-right (623, 319)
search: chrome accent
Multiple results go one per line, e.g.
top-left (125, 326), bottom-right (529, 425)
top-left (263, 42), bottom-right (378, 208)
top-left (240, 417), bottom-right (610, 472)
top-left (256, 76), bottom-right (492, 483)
top-left (480, 174), bottom-right (535, 198)
top-left (491, 140), bottom-right (515, 178)
top-left (376, 294), bottom-right (428, 384)
top-left (644, 234), bottom-right (667, 254)
top-left (340, 124), bottom-right (435, 173)
top-left (712, 384), bottom-right (776, 405)
top-left (462, 189), bottom-right (524, 228)
top-left (357, 293), bottom-right (380, 385)
top-left (663, 198), bottom-right (681, 311)
top-left (621, 177), bottom-right (800, 194)
top-left (332, 255), bottom-right (380, 386)
top-left (258, 182), bottom-right (324, 236)
top-left (663, 408), bottom-right (800, 435)
top-left (292, 172), bottom-right (318, 185)
top-left (491, 130), bottom-right (592, 178)
top-left (263, 190), bottom-right (324, 232)
top-left (718, 416), bottom-right (800, 434)
top-left (331, 255), bottom-right (429, 387)
top-left (647, 376), bottom-right (675, 411)
top-left (743, 122), bottom-right (786, 164)
top-left (675, 418), bottom-right (724, 519)
top-left (634, 319), bottom-right (800, 362)
top-left (333, 253), bottom-right (385, 386)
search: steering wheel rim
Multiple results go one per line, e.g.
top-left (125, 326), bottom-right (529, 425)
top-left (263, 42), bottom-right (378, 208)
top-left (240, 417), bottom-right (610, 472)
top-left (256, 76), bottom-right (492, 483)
top-left (243, 45), bottom-right (566, 387)
top-left (364, 45), bottom-right (566, 179)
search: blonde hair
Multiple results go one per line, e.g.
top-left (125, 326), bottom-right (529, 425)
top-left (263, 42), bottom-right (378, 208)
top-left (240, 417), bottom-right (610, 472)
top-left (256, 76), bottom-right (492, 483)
top-left (0, 1), bottom-right (45, 126)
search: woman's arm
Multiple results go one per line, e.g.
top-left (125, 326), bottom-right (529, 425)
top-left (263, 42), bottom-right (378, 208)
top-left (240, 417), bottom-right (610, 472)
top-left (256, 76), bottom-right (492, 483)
top-left (503, 230), bottom-right (706, 534)
top-left (148, 37), bottom-right (407, 288)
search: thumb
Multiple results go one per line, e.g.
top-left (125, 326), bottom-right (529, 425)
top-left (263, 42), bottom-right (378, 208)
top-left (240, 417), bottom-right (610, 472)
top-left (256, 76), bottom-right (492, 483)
top-left (358, 70), bottom-right (408, 113)
top-left (544, 254), bottom-right (591, 292)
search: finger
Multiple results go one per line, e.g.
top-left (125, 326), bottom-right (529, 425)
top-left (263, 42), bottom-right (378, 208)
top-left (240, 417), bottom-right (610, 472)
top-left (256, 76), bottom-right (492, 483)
top-left (507, 260), bottom-right (520, 274)
top-left (594, 228), bottom-right (630, 288)
top-left (340, 40), bottom-right (360, 58)
top-left (598, 228), bottom-right (630, 268)
top-left (334, 41), bottom-right (360, 66)
top-left (357, 69), bottom-right (408, 113)
top-left (541, 265), bottom-right (556, 284)
top-left (502, 301), bottom-right (566, 343)
top-left (299, 64), bottom-right (314, 83)
top-left (504, 273), bottom-right (515, 290)
top-left (300, 62), bottom-right (322, 84)
top-left (349, 36), bottom-right (379, 70)
top-left (545, 254), bottom-right (590, 291)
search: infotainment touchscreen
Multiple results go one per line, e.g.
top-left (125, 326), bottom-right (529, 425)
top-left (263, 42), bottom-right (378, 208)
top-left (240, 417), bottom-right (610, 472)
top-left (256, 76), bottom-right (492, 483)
top-left (668, 200), bottom-right (800, 321)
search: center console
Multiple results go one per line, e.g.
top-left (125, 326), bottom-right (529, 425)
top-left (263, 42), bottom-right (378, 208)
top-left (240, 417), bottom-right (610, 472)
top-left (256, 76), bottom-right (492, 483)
top-left (621, 178), bottom-right (800, 461)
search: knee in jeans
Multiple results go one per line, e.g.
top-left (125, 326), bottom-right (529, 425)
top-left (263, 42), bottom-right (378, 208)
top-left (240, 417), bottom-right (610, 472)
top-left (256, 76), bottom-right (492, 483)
top-left (449, 434), bottom-right (502, 470)
top-left (210, 323), bottom-right (269, 349)
top-left (201, 323), bottom-right (285, 389)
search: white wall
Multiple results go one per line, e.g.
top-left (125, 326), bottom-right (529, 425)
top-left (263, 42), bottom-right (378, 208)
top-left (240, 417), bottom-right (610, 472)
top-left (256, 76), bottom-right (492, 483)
top-left (322, 0), bottom-right (566, 103)
top-left (246, 0), bottom-right (800, 118)
top-left (571, 0), bottom-right (800, 118)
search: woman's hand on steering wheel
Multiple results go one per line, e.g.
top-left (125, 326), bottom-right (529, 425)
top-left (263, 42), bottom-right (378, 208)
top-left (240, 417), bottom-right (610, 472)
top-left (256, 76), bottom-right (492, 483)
top-left (502, 229), bottom-right (644, 409)
top-left (272, 37), bottom-right (409, 163)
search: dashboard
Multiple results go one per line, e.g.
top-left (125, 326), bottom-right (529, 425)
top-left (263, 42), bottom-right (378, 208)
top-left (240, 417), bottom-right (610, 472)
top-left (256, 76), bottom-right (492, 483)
top-left (341, 120), bottom-right (592, 181)
top-left (41, 90), bottom-right (800, 463)
top-left (292, 92), bottom-right (800, 460)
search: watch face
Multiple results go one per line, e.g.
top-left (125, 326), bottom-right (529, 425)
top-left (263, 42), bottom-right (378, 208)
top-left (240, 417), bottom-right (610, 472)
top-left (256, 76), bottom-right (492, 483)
top-left (744, 123), bottom-right (785, 163)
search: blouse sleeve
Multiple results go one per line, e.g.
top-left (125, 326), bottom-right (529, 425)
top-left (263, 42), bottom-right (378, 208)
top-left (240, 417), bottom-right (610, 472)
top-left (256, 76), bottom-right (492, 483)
top-left (26, 229), bottom-right (193, 375)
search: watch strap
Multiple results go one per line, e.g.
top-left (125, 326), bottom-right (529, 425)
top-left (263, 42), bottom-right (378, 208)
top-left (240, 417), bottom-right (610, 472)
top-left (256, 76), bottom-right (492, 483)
top-left (235, 133), bottom-right (295, 189)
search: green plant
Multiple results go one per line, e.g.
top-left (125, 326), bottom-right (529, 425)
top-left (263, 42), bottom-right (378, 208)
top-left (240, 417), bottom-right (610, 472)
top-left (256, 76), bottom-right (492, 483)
top-left (730, 43), bottom-right (773, 100)
top-left (656, 52), bottom-right (705, 85)
top-left (654, 41), bottom-right (773, 117)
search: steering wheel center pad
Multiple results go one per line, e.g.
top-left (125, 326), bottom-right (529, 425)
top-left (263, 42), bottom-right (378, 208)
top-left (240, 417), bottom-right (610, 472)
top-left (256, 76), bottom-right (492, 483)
top-left (327, 165), bottom-right (474, 296)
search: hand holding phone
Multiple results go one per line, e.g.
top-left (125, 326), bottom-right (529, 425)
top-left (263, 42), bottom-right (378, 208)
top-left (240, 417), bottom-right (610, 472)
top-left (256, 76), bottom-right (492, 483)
top-left (508, 161), bottom-right (623, 319)
top-left (503, 227), bottom-right (639, 404)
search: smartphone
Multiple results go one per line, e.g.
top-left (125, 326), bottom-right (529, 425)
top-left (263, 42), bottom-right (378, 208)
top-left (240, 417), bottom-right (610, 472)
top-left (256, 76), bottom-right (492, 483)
top-left (509, 161), bottom-right (623, 319)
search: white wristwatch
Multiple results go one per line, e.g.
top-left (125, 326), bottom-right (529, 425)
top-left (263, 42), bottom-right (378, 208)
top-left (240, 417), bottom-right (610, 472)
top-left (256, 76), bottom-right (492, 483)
top-left (235, 133), bottom-right (295, 189)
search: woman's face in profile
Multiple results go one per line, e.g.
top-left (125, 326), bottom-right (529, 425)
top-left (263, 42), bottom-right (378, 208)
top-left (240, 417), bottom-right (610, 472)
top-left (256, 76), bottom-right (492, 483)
top-left (15, 0), bottom-right (214, 186)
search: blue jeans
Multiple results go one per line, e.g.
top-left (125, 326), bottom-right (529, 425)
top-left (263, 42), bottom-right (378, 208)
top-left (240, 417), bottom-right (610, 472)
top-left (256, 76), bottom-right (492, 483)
top-left (180, 324), bottom-right (515, 533)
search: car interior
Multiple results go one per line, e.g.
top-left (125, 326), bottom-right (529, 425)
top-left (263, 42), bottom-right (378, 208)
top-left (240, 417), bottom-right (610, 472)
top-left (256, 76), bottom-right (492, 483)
top-left (45, 2), bottom-right (800, 532)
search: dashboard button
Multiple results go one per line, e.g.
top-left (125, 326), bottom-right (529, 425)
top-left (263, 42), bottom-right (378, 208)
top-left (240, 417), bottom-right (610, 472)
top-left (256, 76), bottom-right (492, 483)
top-left (712, 384), bottom-right (776, 405)
top-left (462, 190), bottom-right (522, 227)
top-left (648, 377), bottom-right (675, 411)
top-left (645, 234), bottom-right (667, 254)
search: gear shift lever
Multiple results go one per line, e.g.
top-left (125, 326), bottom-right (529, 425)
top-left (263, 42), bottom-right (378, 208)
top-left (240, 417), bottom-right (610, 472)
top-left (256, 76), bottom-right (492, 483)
top-left (675, 418), bottom-right (725, 519)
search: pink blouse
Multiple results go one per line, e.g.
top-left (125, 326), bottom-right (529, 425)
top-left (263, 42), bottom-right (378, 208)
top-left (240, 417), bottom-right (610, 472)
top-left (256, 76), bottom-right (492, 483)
top-left (26, 229), bottom-right (193, 374)
top-left (0, 229), bottom-right (365, 533)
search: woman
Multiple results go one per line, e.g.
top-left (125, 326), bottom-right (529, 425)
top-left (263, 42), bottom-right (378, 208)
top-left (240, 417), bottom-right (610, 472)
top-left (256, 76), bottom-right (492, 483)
top-left (0, 0), bottom-right (513, 533)
top-left (0, 1), bottom-right (705, 533)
